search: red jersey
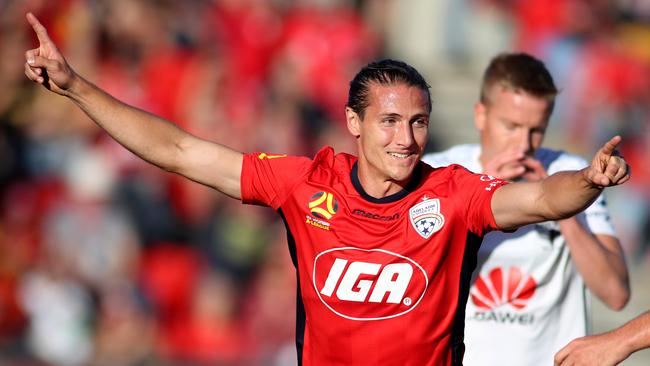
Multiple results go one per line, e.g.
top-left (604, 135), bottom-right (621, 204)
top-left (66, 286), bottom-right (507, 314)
top-left (241, 147), bottom-right (507, 366)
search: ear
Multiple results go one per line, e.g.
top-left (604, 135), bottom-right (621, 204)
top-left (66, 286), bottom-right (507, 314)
top-left (474, 101), bottom-right (487, 132)
top-left (346, 107), bottom-right (361, 137)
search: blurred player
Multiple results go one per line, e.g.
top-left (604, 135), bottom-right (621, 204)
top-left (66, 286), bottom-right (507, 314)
top-left (423, 52), bottom-right (629, 365)
top-left (24, 14), bottom-right (630, 366)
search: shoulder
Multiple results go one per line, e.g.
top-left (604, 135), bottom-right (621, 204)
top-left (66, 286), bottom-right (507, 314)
top-left (422, 144), bottom-right (479, 168)
top-left (245, 146), bottom-right (346, 179)
top-left (420, 162), bottom-right (485, 191)
top-left (303, 146), bottom-right (357, 184)
top-left (312, 146), bottom-right (356, 172)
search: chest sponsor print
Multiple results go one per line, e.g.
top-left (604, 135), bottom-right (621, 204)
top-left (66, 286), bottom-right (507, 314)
top-left (409, 197), bottom-right (445, 239)
top-left (468, 267), bottom-right (538, 325)
top-left (471, 266), bottom-right (537, 310)
top-left (312, 247), bottom-right (428, 321)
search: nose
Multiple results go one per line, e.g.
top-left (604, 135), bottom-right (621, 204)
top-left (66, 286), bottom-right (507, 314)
top-left (517, 128), bottom-right (533, 155)
top-left (395, 121), bottom-right (415, 147)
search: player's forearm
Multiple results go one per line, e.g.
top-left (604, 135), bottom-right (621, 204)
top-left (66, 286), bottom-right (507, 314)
top-left (536, 169), bottom-right (603, 220)
top-left (493, 170), bottom-right (604, 230)
top-left (617, 311), bottom-right (650, 359)
top-left (560, 220), bottom-right (629, 310)
top-left (64, 74), bottom-right (190, 173)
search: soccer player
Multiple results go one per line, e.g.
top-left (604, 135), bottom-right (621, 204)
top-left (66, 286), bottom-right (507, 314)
top-left (422, 52), bottom-right (630, 365)
top-left (555, 310), bottom-right (650, 366)
top-left (24, 13), bottom-right (630, 366)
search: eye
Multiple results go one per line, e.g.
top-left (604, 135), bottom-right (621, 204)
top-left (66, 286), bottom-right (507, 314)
top-left (382, 117), bottom-right (397, 125)
top-left (531, 128), bottom-right (545, 136)
top-left (413, 118), bottom-right (429, 127)
top-left (503, 122), bottom-right (517, 131)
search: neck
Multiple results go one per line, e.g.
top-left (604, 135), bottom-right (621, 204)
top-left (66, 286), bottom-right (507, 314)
top-left (355, 161), bottom-right (410, 199)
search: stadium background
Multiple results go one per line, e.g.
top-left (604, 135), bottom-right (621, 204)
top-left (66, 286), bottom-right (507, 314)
top-left (0, 0), bottom-right (649, 364)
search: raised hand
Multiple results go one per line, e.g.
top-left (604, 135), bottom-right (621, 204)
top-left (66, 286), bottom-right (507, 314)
top-left (483, 149), bottom-right (547, 182)
top-left (520, 157), bottom-right (547, 182)
top-left (584, 136), bottom-right (630, 188)
top-left (482, 149), bottom-right (527, 181)
top-left (24, 12), bottom-right (77, 94)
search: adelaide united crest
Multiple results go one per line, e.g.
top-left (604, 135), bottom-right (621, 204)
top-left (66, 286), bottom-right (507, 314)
top-left (409, 197), bottom-right (445, 239)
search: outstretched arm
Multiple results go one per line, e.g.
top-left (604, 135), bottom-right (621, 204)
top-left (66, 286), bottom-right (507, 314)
top-left (491, 136), bottom-right (630, 230)
top-left (554, 311), bottom-right (650, 366)
top-left (23, 12), bottom-right (243, 199)
top-left (483, 150), bottom-right (630, 310)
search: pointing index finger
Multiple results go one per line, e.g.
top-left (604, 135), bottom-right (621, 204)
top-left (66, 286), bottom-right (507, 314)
top-left (600, 135), bottom-right (622, 157)
top-left (26, 12), bottom-right (52, 45)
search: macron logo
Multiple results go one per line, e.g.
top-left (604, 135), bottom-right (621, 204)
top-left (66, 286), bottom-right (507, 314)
top-left (313, 247), bottom-right (428, 321)
top-left (470, 267), bottom-right (536, 310)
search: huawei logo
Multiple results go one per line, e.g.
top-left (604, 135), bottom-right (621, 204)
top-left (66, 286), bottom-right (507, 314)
top-left (470, 267), bottom-right (536, 310)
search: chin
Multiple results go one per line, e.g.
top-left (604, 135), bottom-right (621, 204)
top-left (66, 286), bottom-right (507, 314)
top-left (389, 168), bottom-right (415, 183)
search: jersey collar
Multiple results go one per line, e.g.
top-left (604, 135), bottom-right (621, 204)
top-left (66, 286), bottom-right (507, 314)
top-left (350, 162), bottom-right (423, 204)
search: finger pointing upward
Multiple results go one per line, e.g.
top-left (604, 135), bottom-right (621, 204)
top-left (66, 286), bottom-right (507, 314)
top-left (600, 135), bottom-right (622, 157)
top-left (26, 12), bottom-right (52, 45)
top-left (24, 12), bottom-right (73, 94)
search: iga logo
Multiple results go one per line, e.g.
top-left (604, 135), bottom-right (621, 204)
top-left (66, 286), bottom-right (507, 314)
top-left (470, 267), bottom-right (536, 310)
top-left (313, 247), bottom-right (428, 321)
top-left (409, 197), bottom-right (445, 239)
top-left (309, 192), bottom-right (338, 219)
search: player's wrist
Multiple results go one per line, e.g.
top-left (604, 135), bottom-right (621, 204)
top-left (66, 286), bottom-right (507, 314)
top-left (63, 72), bottom-right (88, 100)
top-left (580, 167), bottom-right (605, 190)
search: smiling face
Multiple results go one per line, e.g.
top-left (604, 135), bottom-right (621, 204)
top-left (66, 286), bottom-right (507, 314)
top-left (476, 85), bottom-right (552, 175)
top-left (347, 82), bottom-right (430, 198)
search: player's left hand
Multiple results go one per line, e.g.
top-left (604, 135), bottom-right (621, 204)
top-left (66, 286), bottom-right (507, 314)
top-left (583, 136), bottom-right (630, 188)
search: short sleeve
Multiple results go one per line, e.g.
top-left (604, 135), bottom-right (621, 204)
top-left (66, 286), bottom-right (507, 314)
top-left (579, 193), bottom-right (617, 236)
top-left (241, 152), bottom-right (312, 209)
top-left (448, 165), bottom-right (509, 236)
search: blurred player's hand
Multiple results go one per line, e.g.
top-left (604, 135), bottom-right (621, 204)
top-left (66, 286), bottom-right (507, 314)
top-left (554, 331), bottom-right (629, 366)
top-left (520, 156), bottom-right (547, 182)
top-left (24, 12), bottom-right (77, 95)
top-left (584, 136), bottom-right (630, 188)
top-left (483, 149), bottom-right (547, 182)
top-left (483, 149), bottom-right (525, 181)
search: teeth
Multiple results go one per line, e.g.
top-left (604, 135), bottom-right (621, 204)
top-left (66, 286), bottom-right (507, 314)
top-left (389, 152), bottom-right (410, 159)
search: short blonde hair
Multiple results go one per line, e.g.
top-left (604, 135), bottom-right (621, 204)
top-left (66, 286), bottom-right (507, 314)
top-left (480, 53), bottom-right (558, 111)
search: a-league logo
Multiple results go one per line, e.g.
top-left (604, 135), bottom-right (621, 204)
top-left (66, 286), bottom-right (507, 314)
top-left (309, 191), bottom-right (338, 219)
top-left (409, 197), bottom-right (445, 239)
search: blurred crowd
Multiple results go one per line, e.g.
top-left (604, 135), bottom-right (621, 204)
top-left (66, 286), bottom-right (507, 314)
top-left (0, 0), bottom-right (648, 365)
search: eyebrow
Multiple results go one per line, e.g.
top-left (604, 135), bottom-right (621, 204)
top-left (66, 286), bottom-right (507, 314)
top-left (378, 113), bottom-right (402, 118)
top-left (499, 117), bottom-right (520, 125)
top-left (410, 113), bottom-right (429, 120)
top-left (378, 113), bottom-right (429, 120)
top-left (499, 117), bottom-right (546, 130)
